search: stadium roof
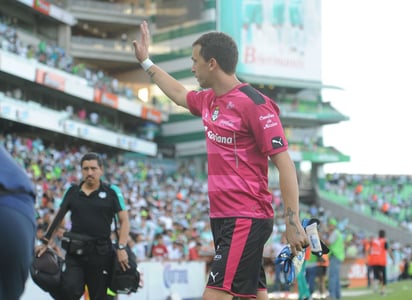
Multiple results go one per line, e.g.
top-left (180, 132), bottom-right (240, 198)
top-left (238, 73), bottom-right (343, 90)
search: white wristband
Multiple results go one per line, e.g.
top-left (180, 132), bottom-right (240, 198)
top-left (140, 58), bottom-right (154, 71)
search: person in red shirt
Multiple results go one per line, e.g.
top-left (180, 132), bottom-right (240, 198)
top-left (189, 241), bottom-right (204, 261)
top-left (150, 234), bottom-right (168, 260)
top-left (368, 230), bottom-right (394, 295)
top-left (363, 236), bottom-right (373, 288)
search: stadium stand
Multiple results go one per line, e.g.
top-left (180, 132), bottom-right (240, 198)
top-left (320, 174), bottom-right (412, 236)
top-left (3, 134), bottom-right (412, 297)
top-left (2, 1), bottom-right (412, 298)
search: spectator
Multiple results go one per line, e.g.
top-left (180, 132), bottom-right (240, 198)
top-left (305, 249), bottom-right (319, 296)
top-left (77, 108), bottom-right (87, 120)
top-left (89, 111), bottom-right (99, 125)
top-left (150, 233), bottom-right (169, 260)
top-left (188, 241), bottom-right (203, 261)
top-left (121, 33), bottom-right (128, 49)
top-left (130, 233), bottom-right (147, 262)
top-left (316, 253), bottom-right (329, 298)
top-left (168, 240), bottom-right (186, 261)
top-left (325, 218), bottom-right (345, 300)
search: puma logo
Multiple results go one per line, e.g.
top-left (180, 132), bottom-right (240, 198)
top-left (210, 272), bottom-right (219, 282)
top-left (271, 136), bottom-right (284, 149)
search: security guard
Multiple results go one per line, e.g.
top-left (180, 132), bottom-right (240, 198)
top-left (0, 145), bottom-right (36, 300)
top-left (36, 152), bottom-right (130, 300)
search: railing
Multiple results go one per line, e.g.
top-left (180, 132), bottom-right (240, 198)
top-left (67, 0), bottom-right (153, 16)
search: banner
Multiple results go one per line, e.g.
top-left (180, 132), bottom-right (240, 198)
top-left (22, 261), bottom-right (206, 300)
top-left (33, 0), bottom-right (50, 15)
top-left (218, 0), bottom-right (322, 82)
top-left (141, 106), bottom-right (162, 124)
top-left (35, 69), bottom-right (66, 91)
top-left (94, 89), bottom-right (119, 109)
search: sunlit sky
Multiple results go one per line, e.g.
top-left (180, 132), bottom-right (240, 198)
top-left (321, 0), bottom-right (412, 175)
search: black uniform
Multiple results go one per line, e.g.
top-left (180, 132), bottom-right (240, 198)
top-left (50, 182), bottom-right (126, 300)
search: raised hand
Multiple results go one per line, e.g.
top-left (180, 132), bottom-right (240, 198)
top-left (132, 21), bottom-right (151, 62)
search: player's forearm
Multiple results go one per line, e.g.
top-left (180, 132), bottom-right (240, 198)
top-left (280, 171), bottom-right (300, 224)
top-left (271, 152), bottom-right (300, 221)
top-left (145, 64), bottom-right (189, 109)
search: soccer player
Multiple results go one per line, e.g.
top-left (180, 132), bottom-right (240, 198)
top-left (133, 21), bottom-right (308, 300)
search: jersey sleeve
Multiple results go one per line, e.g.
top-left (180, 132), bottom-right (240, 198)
top-left (109, 184), bottom-right (127, 212)
top-left (187, 89), bottom-right (215, 117)
top-left (187, 90), bottom-right (203, 116)
top-left (246, 97), bottom-right (288, 156)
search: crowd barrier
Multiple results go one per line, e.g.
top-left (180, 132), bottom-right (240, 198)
top-left (20, 257), bottom-right (400, 299)
top-left (21, 260), bottom-right (206, 300)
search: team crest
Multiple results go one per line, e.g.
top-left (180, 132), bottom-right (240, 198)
top-left (211, 106), bottom-right (220, 121)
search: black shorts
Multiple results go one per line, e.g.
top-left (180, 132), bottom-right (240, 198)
top-left (207, 217), bottom-right (274, 297)
top-left (372, 265), bottom-right (387, 285)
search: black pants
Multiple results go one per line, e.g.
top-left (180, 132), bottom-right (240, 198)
top-left (51, 251), bottom-right (114, 300)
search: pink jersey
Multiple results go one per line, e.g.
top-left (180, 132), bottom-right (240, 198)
top-left (187, 83), bottom-right (288, 218)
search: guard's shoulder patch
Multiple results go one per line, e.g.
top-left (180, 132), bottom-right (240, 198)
top-left (239, 85), bottom-right (265, 105)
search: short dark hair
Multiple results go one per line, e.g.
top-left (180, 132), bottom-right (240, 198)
top-left (80, 152), bottom-right (103, 167)
top-left (193, 31), bottom-right (238, 75)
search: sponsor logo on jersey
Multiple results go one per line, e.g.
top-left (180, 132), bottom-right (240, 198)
top-left (260, 113), bottom-right (279, 129)
top-left (219, 119), bottom-right (234, 127)
top-left (207, 130), bottom-right (233, 144)
top-left (259, 113), bottom-right (275, 121)
top-left (263, 120), bottom-right (278, 130)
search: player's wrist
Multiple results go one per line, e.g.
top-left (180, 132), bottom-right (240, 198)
top-left (140, 58), bottom-right (154, 71)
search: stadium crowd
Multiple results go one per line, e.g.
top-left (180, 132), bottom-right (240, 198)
top-left (3, 133), bottom-right (412, 296)
top-left (323, 173), bottom-right (412, 232)
top-left (0, 16), bottom-right (135, 101)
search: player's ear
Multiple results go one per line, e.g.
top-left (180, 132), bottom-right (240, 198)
top-left (209, 58), bottom-right (218, 69)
